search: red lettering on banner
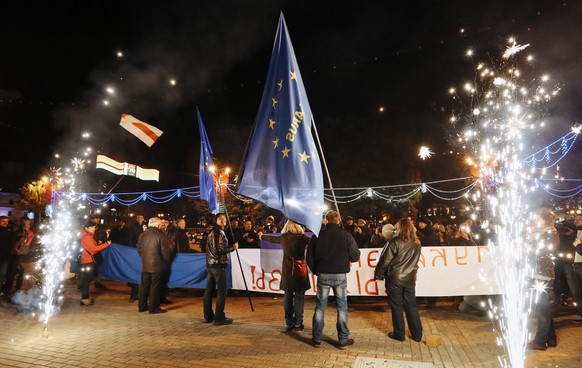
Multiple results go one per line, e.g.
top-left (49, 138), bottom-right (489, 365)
top-left (365, 279), bottom-right (379, 295)
top-left (455, 247), bottom-right (468, 265)
top-left (250, 265), bottom-right (257, 290)
top-left (430, 248), bottom-right (448, 267)
top-left (477, 246), bottom-right (490, 263)
top-left (269, 270), bottom-right (282, 292)
top-left (255, 267), bottom-right (266, 290)
top-left (418, 253), bottom-right (426, 267)
top-left (355, 270), bottom-right (362, 294)
top-left (367, 250), bottom-right (379, 267)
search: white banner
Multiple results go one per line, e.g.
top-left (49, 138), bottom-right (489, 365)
top-left (231, 246), bottom-right (501, 297)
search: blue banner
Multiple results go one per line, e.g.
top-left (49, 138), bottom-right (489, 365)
top-left (96, 243), bottom-right (232, 289)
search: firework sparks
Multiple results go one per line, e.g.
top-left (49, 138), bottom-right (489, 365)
top-left (418, 146), bottom-right (433, 160)
top-left (451, 39), bottom-right (559, 368)
top-left (503, 40), bottom-right (530, 59)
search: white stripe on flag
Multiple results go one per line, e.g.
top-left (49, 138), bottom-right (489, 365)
top-left (119, 114), bottom-right (164, 147)
top-left (96, 155), bottom-right (125, 175)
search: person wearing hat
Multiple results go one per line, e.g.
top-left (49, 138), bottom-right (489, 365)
top-left (264, 216), bottom-right (277, 234)
top-left (79, 221), bottom-right (111, 306)
top-left (353, 219), bottom-right (371, 247)
top-left (417, 217), bottom-right (438, 246)
top-left (344, 216), bottom-right (356, 235)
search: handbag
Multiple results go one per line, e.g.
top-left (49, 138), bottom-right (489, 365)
top-left (91, 251), bottom-right (104, 265)
top-left (291, 258), bottom-right (307, 278)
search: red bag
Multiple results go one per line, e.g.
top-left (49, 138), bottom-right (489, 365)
top-left (291, 258), bottom-right (307, 278)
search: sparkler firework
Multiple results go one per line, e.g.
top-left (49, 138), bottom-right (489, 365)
top-left (450, 38), bottom-right (561, 368)
top-left (37, 134), bottom-right (93, 335)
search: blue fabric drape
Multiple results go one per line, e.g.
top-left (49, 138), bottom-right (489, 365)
top-left (96, 243), bottom-right (232, 288)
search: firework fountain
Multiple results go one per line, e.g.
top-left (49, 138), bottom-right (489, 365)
top-left (37, 142), bottom-right (91, 337)
top-left (450, 39), bottom-right (561, 367)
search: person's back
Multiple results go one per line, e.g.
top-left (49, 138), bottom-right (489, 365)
top-left (307, 210), bottom-right (360, 349)
top-left (309, 223), bottom-right (359, 274)
top-left (138, 227), bottom-right (171, 273)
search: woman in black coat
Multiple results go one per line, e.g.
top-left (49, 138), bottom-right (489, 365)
top-left (261, 220), bottom-right (311, 331)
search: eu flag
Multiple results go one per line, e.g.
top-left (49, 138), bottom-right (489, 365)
top-left (197, 108), bottom-right (218, 214)
top-left (237, 13), bottom-right (324, 235)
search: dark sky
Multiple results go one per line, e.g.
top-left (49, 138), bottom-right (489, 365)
top-left (1, 0), bottom-right (582, 194)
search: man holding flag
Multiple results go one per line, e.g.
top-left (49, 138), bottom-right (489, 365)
top-left (197, 109), bottom-right (240, 324)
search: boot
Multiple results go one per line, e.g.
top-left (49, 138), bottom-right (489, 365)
top-left (80, 298), bottom-right (94, 306)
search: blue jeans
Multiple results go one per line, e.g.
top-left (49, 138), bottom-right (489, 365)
top-left (284, 290), bottom-right (305, 327)
top-left (204, 267), bottom-right (228, 322)
top-left (387, 282), bottom-right (423, 341)
top-left (312, 273), bottom-right (349, 343)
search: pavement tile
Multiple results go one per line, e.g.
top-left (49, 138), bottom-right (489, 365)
top-left (1, 280), bottom-right (582, 367)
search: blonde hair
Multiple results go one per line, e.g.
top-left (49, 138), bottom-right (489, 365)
top-left (281, 220), bottom-right (304, 235)
top-left (394, 218), bottom-right (420, 244)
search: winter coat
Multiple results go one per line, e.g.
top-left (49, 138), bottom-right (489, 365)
top-left (374, 237), bottom-right (422, 286)
top-left (80, 230), bottom-right (110, 264)
top-left (261, 233), bottom-right (311, 292)
top-left (205, 226), bottom-right (235, 268)
top-left (137, 227), bottom-right (171, 273)
top-left (306, 223), bottom-right (360, 275)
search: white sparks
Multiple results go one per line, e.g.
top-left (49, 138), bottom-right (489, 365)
top-left (418, 146), bottom-right (433, 160)
top-left (503, 41), bottom-right (530, 59)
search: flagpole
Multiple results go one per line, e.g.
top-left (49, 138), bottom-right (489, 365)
top-left (217, 172), bottom-right (254, 312)
top-left (106, 176), bottom-right (126, 195)
top-left (311, 117), bottom-right (341, 219)
top-left (223, 201), bottom-right (255, 312)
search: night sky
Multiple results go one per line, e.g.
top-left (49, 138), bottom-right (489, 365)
top-left (1, 0), bottom-right (582, 195)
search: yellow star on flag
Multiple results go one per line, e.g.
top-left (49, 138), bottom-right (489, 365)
top-left (277, 80), bottom-right (283, 90)
top-left (272, 137), bottom-right (279, 148)
top-left (299, 151), bottom-right (311, 163)
top-left (269, 118), bottom-right (276, 129)
top-left (281, 146), bottom-right (291, 158)
top-left (290, 71), bottom-right (297, 80)
top-left (272, 97), bottom-right (278, 108)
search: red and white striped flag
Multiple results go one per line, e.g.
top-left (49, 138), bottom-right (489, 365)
top-left (119, 114), bottom-right (164, 147)
top-left (96, 155), bottom-right (160, 181)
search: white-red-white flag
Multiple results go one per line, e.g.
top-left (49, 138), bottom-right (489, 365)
top-left (96, 155), bottom-right (160, 181)
top-left (119, 114), bottom-right (163, 147)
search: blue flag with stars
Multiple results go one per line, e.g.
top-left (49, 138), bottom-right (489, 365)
top-left (237, 13), bottom-right (324, 235)
top-left (197, 108), bottom-right (218, 214)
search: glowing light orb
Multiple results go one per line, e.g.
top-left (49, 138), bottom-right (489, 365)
top-left (418, 146), bottom-right (433, 160)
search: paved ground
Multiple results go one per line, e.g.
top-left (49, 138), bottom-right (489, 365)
top-left (1, 280), bottom-right (581, 368)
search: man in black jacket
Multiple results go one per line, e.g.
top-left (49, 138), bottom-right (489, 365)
top-left (307, 210), bottom-right (360, 349)
top-left (137, 217), bottom-right (171, 314)
top-left (203, 213), bottom-right (238, 325)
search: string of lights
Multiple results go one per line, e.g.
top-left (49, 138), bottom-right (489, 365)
top-left (523, 127), bottom-right (580, 168)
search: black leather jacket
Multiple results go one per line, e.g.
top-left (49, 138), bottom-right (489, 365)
top-left (374, 237), bottom-right (421, 286)
top-left (206, 226), bottom-right (235, 268)
top-left (137, 227), bottom-right (171, 273)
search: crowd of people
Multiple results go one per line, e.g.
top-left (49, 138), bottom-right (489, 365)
top-left (2, 208), bottom-right (582, 351)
